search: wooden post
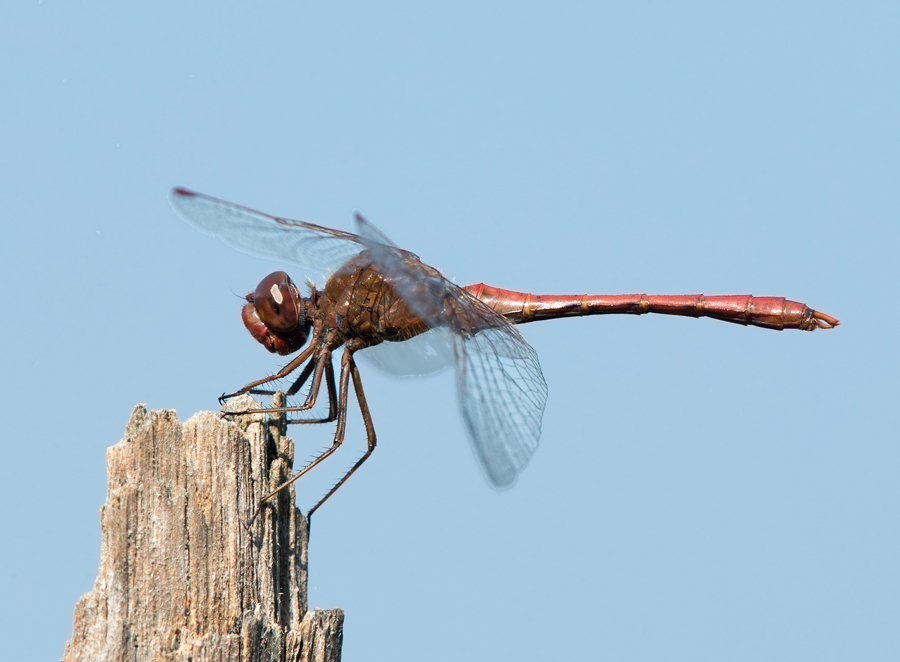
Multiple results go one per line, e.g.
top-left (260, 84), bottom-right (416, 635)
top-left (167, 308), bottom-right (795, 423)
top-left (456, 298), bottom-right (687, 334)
top-left (62, 395), bottom-right (343, 662)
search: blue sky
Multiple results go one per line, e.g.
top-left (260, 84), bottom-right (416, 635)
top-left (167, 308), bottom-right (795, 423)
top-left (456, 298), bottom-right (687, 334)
top-left (1, 3), bottom-right (897, 660)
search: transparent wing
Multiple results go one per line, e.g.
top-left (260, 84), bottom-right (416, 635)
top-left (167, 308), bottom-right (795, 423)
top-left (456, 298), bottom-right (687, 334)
top-left (170, 187), bottom-right (367, 280)
top-left (454, 325), bottom-right (548, 487)
top-left (343, 212), bottom-right (549, 483)
top-left (173, 190), bottom-right (548, 482)
top-left (359, 327), bottom-right (455, 376)
top-left (352, 211), bottom-right (400, 248)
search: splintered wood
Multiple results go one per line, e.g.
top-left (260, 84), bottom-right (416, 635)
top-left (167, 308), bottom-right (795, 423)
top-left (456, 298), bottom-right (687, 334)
top-left (63, 396), bottom-right (343, 662)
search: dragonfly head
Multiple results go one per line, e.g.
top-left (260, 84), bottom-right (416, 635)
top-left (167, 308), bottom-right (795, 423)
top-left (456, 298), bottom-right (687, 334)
top-left (242, 271), bottom-right (311, 355)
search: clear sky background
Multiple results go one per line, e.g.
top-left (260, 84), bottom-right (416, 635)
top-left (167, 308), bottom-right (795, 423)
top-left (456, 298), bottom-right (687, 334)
top-left (1, 3), bottom-right (897, 661)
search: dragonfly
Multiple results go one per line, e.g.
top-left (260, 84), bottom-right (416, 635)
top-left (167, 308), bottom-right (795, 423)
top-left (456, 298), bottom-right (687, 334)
top-left (170, 187), bottom-right (839, 520)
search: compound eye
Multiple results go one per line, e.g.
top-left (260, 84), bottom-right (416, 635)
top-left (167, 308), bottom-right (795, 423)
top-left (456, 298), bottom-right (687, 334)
top-left (253, 271), bottom-right (299, 333)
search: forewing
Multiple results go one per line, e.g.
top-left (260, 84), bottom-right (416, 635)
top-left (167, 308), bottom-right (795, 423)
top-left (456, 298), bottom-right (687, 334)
top-left (353, 211), bottom-right (401, 248)
top-left (455, 324), bottom-right (548, 488)
top-left (170, 188), bottom-right (366, 280)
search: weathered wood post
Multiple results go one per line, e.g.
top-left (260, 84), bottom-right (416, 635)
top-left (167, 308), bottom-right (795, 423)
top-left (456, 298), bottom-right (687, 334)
top-left (62, 395), bottom-right (343, 662)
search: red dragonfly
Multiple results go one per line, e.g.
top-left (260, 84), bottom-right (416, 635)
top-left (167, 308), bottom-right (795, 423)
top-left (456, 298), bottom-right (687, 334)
top-left (170, 188), bottom-right (838, 520)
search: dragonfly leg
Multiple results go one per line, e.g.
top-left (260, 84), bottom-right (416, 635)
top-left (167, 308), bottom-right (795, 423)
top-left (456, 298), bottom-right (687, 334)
top-left (282, 358), bottom-right (338, 425)
top-left (227, 349), bottom-right (337, 423)
top-left (220, 341), bottom-right (317, 403)
top-left (238, 355), bottom-right (317, 398)
top-left (307, 348), bottom-right (377, 521)
top-left (250, 345), bottom-right (355, 524)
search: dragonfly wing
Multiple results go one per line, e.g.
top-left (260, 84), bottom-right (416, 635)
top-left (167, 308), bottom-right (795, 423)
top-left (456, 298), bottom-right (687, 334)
top-left (352, 212), bottom-right (431, 295)
top-left (344, 215), bottom-right (549, 482)
top-left (170, 188), bottom-right (367, 280)
top-left (455, 325), bottom-right (548, 488)
top-left (353, 211), bottom-right (401, 248)
top-left (359, 327), bottom-right (455, 376)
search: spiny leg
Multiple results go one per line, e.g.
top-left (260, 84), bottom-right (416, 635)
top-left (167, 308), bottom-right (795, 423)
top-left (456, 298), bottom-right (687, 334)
top-left (249, 346), bottom-right (353, 525)
top-left (231, 349), bottom-right (336, 421)
top-left (261, 357), bottom-right (338, 424)
top-left (220, 341), bottom-right (317, 404)
top-left (307, 348), bottom-right (377, 522)
top-left (239, 355), bottom-right (317, 398)
top-left (284, 358), bottom-right (338, 425)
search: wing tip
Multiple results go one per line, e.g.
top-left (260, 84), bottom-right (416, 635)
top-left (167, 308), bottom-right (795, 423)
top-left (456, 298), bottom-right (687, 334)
top-left (170, 186), bottom-right (196, 199)
top-left (488, 473), bottom-right (518, 490)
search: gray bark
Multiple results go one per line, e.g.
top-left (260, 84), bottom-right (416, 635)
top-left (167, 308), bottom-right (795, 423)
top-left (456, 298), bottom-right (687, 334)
top-left (62, 395), bottom-right (343, 662)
